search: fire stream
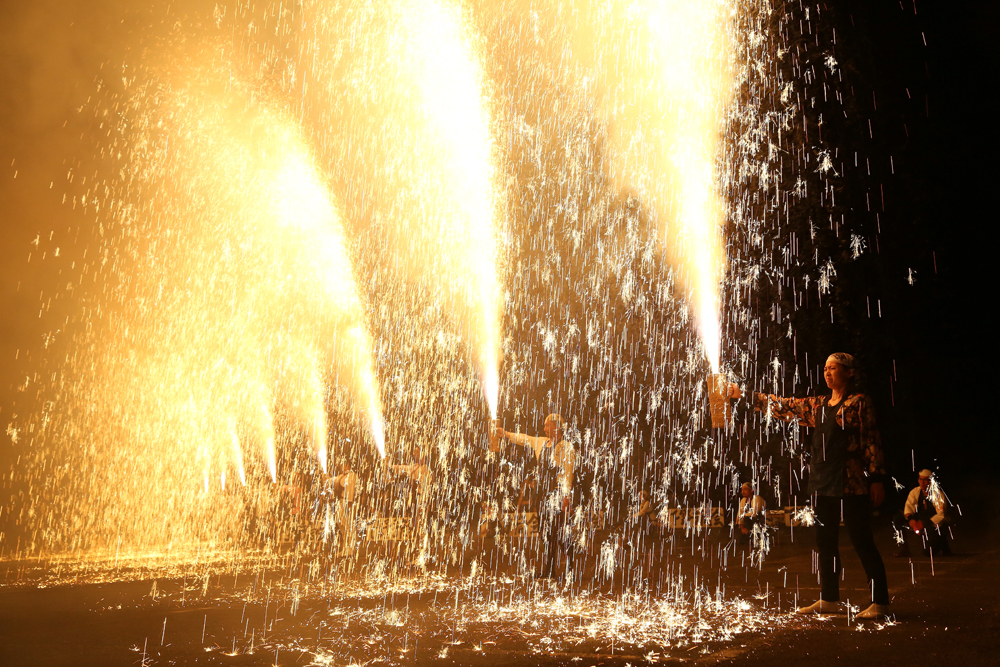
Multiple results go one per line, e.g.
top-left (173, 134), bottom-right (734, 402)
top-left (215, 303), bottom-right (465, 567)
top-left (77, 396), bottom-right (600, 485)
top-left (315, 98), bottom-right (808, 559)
top-left (11, 1), bottom-right (804, 646)
top-left (304, 0), bottom-right (504, 421)
top-left (14, 58), bottom-right (391, 547)
top-left (593, 0), bottom-right (734, 373)
top-left (398, 0), bottom-right (503, 418)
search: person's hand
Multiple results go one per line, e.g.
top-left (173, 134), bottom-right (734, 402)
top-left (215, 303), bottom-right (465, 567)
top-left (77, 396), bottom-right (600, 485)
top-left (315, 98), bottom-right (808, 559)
top-left (728, 383), bottom-right (743, 399)
top-left (869, 482), bottom-right (885, 507)
top-left (493, 425), bottom-right (506, 440)
top-left (741, 526), bottom-right (748, 535)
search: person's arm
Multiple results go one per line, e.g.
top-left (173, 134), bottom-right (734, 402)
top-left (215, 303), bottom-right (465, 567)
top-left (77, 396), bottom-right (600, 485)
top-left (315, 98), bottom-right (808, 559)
top-left (855, 394), bottom-right (886, 506)
top-left (752, 392), bottom-right (821, 427)
top-left (930, 491), bottom-right (947, 525)
top-left (505, 431), bottom-right (548, 454)
top-left (903, 488), bottom-right (918, 519)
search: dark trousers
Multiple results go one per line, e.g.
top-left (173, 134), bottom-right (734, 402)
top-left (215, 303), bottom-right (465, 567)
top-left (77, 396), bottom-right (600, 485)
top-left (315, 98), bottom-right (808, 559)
top-left (815, 495), bottom-right (889, 605)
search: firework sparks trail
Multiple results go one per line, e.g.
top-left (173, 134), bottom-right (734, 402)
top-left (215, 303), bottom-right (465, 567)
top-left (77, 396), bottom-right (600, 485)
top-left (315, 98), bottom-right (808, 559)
top-left (399, 0), bottom-right (504, 419)
top-left (6, 0), bottom-right (828, 655)
top-left (8, 44), bottom-right (393, 549)
top-left (304, 0), bottom-right (504, 423)
top-left (586, 0), bottom-right (735, 374)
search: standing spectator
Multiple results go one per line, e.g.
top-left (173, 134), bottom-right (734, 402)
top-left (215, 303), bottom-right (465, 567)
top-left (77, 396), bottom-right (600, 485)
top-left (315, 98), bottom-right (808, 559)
top-left (731, 352), bottom-right (889, 619)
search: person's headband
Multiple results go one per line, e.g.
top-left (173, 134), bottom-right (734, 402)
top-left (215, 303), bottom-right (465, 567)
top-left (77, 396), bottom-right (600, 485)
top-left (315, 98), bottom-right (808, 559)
top-left (827, 352), bottom-right (855, 368)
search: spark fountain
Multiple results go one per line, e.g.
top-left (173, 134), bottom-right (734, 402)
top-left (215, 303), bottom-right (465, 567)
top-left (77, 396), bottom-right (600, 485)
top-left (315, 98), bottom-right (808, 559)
top-left (301, 0), bottom-right (504, 424)
top-left (3, 0), bottom-right (822, 661)
top-left (8, 48), bottom-right (388, 550)
top-left (564, 0), bottom-right (736, 425)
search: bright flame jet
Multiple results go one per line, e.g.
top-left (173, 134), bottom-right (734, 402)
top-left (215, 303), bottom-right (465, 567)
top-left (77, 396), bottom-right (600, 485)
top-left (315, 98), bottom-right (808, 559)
top-left (259, 401), bottom-right (278, 483)
top-left (267, 145), bottom-right (387, 458)
top-left (304, 0), bottom-right (504, 421)
top-left (596, 0), bottom-right (734, 373)
top-left (397, 0), bottom-right (503, 418)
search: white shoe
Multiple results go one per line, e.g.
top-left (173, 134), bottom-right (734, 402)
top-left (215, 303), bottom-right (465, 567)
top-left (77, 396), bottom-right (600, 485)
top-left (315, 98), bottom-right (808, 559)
top-left (855, 603), bottom-right (890, 620)
top-left (795, 599), bottom-right (841, 614)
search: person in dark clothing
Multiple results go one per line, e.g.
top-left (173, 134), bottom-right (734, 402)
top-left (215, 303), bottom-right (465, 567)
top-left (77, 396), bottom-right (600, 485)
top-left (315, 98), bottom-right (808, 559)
top-left (893, 469), bottom-right (950, 557)
top-left (732, 352), bottom-right (889, 619)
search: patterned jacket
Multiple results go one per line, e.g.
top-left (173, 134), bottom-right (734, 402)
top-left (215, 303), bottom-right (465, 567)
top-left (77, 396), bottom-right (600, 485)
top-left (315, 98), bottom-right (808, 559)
top-left (753, 392), bottom-right (885, 496)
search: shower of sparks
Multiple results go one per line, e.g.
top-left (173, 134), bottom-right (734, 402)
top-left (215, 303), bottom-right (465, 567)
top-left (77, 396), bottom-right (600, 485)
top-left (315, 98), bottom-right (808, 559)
top-left (587, 0), bottom-right (735, 374)
top-left (401, 0), bottom-right (505, 419)
top-left (3, 549), bottom-right (797, 662)
top-left (303, 0), bottom-right (504, 423)
top-left (5, 0), bottom-right (835, 658)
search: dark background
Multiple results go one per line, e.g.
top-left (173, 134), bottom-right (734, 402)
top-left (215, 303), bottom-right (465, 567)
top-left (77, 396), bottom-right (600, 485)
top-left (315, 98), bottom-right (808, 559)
top-left (766, 0), bottom-right (999, 511)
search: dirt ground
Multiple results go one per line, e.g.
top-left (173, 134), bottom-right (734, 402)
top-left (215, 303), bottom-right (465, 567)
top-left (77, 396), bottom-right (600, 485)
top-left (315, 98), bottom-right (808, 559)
top-left (1, 522), bottom-right (997, 666)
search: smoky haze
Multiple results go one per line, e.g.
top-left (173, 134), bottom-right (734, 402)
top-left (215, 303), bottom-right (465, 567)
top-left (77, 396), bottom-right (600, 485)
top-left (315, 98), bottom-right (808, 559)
top-left (0, 1), bottom-right (218, 539)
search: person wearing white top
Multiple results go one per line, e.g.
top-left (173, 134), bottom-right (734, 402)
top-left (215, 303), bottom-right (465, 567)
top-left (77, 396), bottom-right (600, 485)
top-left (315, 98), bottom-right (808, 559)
top-left (494, 413), bottom-right (577, 577)
top-left (329, 460), bottom-right (358, 555)
top-left (893, 469), bottom-right (950, 557)
top-left (494, 413), bottom-right (576, 505)
top-left (737, 482), bottom-right (766, 543)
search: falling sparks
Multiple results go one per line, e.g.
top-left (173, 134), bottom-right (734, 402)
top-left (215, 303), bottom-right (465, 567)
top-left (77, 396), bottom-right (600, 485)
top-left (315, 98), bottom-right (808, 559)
top-left (5, 0), bottom-right (880, 659)
top-left (585, 0), bottom-right (735, 374)
top-left (401, 0), bottom-right (504, 418)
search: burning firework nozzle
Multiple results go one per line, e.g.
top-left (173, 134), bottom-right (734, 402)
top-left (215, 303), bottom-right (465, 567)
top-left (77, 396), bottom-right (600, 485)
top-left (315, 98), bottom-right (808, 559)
top-left (708, 373), bottom-right (732, 428)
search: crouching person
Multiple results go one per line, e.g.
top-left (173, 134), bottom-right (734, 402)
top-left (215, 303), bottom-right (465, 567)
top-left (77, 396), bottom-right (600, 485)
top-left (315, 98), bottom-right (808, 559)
top-left (893, 469), bottom-right (951, 557)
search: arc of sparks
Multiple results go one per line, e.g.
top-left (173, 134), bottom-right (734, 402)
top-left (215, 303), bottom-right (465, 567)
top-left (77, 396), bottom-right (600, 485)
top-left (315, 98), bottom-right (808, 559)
top-left (268, 143), bottom-right (388, 460)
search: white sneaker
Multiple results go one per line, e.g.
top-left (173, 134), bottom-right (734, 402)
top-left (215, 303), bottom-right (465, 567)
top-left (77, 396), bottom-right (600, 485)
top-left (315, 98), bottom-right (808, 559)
top-left (795, 599), bottom-right (841, 614)
top-left (855, 603), bottom-right (890, 620)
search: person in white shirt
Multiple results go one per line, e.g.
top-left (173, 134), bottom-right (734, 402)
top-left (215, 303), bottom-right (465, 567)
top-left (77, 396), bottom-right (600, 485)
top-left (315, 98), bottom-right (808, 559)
top-left (893, 469), bottom-right (950, 557)
top-left (328, 460), bottom-right (358, 555)
top-left (493, 414), bottom-right (576, 507)
top-left (737, 482), bottom-right (767, 543)
top-left (493, 414), bottom-right (577, 577)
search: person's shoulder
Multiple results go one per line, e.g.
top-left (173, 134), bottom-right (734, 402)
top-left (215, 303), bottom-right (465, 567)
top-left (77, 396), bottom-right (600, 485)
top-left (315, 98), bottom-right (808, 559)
top-left (843, 393), bottom-right (871, 406)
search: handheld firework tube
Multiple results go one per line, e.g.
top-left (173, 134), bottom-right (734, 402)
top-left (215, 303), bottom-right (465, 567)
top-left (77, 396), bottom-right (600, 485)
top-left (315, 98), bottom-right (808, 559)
top-left (708, 374), bottom-right (731, 428)
top-left (489, 420), bottom-right (501, 452)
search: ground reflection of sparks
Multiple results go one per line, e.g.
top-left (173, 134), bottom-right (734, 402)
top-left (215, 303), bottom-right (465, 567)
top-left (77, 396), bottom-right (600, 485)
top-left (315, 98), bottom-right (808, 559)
top-left (9, 0), bottom-right (825, 659)
top-left (4, 550), bottom-right (790, 661)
